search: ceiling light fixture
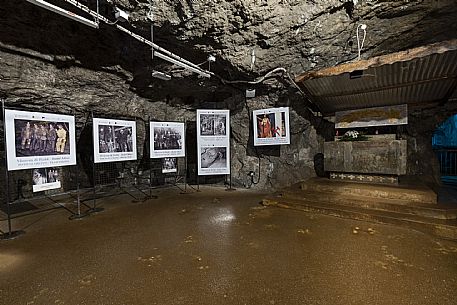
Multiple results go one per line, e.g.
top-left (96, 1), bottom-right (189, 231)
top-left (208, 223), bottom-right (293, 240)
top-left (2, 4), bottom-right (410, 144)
top-left (151, 70), bottom-right (171, 81)
top-left (114, 7), bottom-right (129, 22)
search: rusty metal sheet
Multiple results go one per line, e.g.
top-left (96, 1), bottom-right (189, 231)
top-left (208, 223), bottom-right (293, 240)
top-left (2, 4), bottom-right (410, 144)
top-left (335, 104), bottom-right (408, 129)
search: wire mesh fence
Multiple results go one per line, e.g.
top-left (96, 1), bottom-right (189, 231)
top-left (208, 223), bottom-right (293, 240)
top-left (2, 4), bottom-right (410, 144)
top-left (1, 120), bottom-right (193, 223)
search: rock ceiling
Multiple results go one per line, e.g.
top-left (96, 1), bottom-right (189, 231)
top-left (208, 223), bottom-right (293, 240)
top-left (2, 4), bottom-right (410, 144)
top-left (1, 0), bottom-right (457, 103)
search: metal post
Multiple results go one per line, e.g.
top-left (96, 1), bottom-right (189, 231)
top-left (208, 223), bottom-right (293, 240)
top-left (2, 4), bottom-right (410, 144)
top-left (144, 117), bottom-right (158, 200)
top-left (225, 139), bottom-right (236, 192)
top-left (149, 158), bottom-right (153, 197)
top-left (197, 174), bottom-right (200, 192)
top-left (69, 154), bottom-right (89, 220)
top-left (76, 160), bottom-right (80, 215)
top-left (183, 118), bottom-right (187, 192)
top-left (148, 117), bottom-right (153, 198)
top-left (69, 111), bottom-right (89, 220)
top-left (1, 100), bottom-right (25, 240)
top-left (183, 154), bottom-right (188, 193)
top-left (89, 111), bottom-right (103, 214)
top-left (181, 118), bottom-right (190, 194)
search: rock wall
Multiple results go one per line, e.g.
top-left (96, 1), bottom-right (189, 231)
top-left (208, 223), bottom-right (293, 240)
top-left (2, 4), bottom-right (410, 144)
top-left (0, 47), bottom-right (332, 196)
top-left (1, 0), bottom-right (456, 198)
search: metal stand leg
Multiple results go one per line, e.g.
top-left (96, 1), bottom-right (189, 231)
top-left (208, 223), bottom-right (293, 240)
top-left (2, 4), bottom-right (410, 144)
top-left (225, 171), bottom-right (236, 192)
top-left (88, 111), bottom-right (104, 214)
top-left (226, 147), bottom-right (236, 191)
top-left (146, 117), bottom-right (157, 200)
top-left (149, 155), bottom-right (153, 198)
top-left (1, 101), bottom-right (25, 240)
top-left (147, 162), bottom-right (157, 199)
top-left (0, 184), bottom-right (25, 240)
top-left (69, 156), bottom-right (90, 220)
top-left (180, 119), bottom-right (192, 194)
top-left (180, 165), bottom-right (188, 194)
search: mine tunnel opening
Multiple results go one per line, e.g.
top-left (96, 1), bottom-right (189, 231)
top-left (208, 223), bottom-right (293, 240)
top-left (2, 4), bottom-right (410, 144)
top-left (432, 114), bottom-right (457, 186)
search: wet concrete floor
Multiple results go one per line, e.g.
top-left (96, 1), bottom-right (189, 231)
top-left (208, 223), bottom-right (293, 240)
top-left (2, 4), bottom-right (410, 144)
top-left (1, 186), bottom-right (457, 305)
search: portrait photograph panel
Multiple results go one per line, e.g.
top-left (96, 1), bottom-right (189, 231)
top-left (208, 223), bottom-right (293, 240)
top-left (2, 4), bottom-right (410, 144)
top-left (154, 127), bottom-right (182, 150)
top-left (162, 157), bottom-right (178, 173)
top-left (199, 114), bottom-right (227, 136)
top-left (93, 118), bottom-right (137, 163)
top-left (150, 122), bottom-right (185, 158)
top-left (32, 167), bottom-right (62, 192)
top-left (253, 107), bottom-right (290, 146)
top-left (200, 147), bottom-right (227, 169)
top-left (4, 109), bottom-right (77, 171)
top-left (15, 120), bottom-right (71, 156)
top-left (196, 109), bottom-right (230, 175)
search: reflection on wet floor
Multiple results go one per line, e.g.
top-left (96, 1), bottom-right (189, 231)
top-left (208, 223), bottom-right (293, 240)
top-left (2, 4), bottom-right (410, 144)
top-left (209, 207), bottom-right (236, 225)
top-left (1, 186), bottom-right (457, 305)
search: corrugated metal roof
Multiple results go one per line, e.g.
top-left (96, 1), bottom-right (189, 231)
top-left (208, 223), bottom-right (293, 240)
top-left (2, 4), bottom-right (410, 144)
top-left (298, 41), bottom-right (457, 115)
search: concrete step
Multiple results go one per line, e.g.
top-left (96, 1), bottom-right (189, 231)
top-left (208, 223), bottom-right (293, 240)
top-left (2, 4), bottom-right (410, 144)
top-left (278, 190), bottom-right (457, 220)
top-left (262, 196), bottom-right (457, 241)
top-left (300, 178), bottom-right (437, 205)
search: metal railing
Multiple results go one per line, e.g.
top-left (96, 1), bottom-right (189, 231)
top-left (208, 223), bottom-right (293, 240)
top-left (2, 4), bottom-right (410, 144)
top-left (434, 148), bottom-right (457, 176)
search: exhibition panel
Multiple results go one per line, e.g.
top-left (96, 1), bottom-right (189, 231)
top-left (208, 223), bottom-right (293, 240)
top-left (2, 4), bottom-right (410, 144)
top-left (150, 121), bottom-right (185, 158)
top-left (93, 118), bottom-right (137, 163)
top-left (253, 107), bottom-right (290, 146)
top-left (196, 109), bottom-right (230, 176)
top-left (4, 109), bottom-right (77, 171)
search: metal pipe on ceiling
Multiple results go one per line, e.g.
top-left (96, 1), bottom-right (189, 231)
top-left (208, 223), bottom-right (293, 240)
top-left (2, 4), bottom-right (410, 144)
top-left (25, 0), bottom-right (99, 28)
top-left (61, 0), bottom-right (211, 78)
top-left (25, 0), bottom-right (211, 78)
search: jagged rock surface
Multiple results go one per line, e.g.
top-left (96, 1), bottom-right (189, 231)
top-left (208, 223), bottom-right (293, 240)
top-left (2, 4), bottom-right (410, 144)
top-left (0, 0), bottom-right (456, 191)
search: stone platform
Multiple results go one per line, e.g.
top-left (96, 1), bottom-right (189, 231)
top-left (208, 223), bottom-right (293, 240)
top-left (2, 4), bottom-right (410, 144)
top-left (262, 178), bottom-right (457, 240)
top-left (301, 177), bottom-right (438, 205)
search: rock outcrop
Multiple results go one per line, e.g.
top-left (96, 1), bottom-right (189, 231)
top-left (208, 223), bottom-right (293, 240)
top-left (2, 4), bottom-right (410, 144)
top-left (1, 0), bottom-right (456, 192)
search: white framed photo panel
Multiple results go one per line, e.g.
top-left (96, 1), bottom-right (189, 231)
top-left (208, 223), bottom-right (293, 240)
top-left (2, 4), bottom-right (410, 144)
top-left (4, 109), bottom-right (76, 171)
top-left (150, 122), bottom-right (185, 158)
top-left (197, 109), bottom-right (230, 175)
top-left (253, 107), bottom-right (290, 146)
top-left (162, 157), bottom-right (178, 173)
top-left (93, 118), bottom-right (137, 163)
top-left (32, 167), bottom-right (62, 192)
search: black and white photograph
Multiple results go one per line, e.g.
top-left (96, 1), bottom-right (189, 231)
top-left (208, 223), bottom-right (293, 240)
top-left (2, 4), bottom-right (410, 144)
top-left (253, 107), bottom-right (290, 146)
top-left (197, 109), bottom-right (230, 175)
top-left (98, 125), bottom-right (134, 153)
top-left (200, 147), bottom-right (227, 169)
top-left (150, 122), bottom-right (185, 158)
top-left (32, 167), bottom-right (62, 192)
top-left (162, 157), bottom-right (178, 173)
top-left (4, 109), bottom-right (77, 171)
top-left (154, 127), bottom-right (182, 150)
top-left (15, 120), bottom-right (70, 156)
top-left (200, 114), bottom-right (227, 136)
top-left (93, 118), bottom-right (137, 163)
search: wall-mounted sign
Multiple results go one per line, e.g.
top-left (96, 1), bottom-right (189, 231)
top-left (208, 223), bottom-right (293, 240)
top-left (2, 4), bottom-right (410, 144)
top-left (93, 118), bottom-right (137, 163)
top-left (150, 122), bottom-right (185, 158)
top-left (4, 109), bottom-right (76, 171)
top-left (335, 104), bottom-right (408, 129)
top-left (253, 107), bottom-right (290, 146)
top-left (197, 109), bottom-right (230, 175)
